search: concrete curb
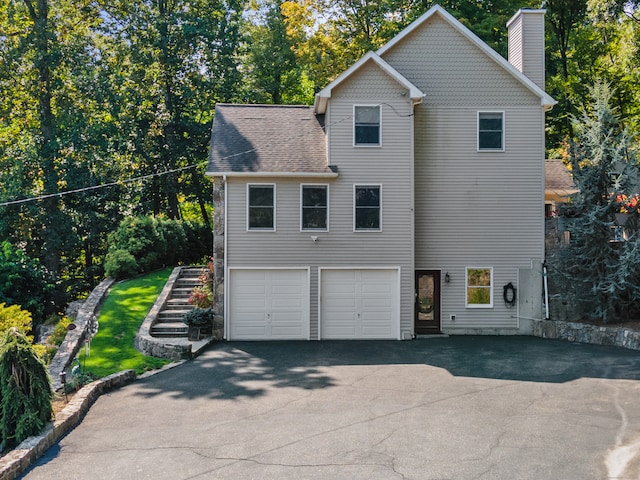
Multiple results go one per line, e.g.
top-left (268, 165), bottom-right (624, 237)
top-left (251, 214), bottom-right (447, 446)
top-left (0, 369), bottom-right (136, 480)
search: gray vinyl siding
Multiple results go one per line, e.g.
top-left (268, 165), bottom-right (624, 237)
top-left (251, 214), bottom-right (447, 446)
top-left (377, 13), bottom-right (547, 331)
top-left (507, 18), bottom-right (524, 76)
top-left (508, 11), bottom-right (546, 89)
top-left (414, 104), bottom-right (545, 330)
top-left (380, 14), bottom-right (539, 107)
top-left (226, 62), bottom-right (415, 338)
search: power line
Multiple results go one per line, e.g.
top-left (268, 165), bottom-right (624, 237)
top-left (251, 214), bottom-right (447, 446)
top-left (0, 102), bottom-right (412, 207)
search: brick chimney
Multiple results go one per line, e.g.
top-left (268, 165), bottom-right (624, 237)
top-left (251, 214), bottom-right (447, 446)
top-left (507, 8), bottom-right (546, 90)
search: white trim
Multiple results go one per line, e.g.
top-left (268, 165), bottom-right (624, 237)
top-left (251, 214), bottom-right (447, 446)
top-left (477, 111), bottom-right (505, 152)
top-left (227, 267), bottom-right (311, 340)
top-left (353, 104), bottom-right (382, 147)
top-left (246, 183), bottom-right (276, 232)
top-left (376, 5), bottom-right (556, 110)
top-left (300, 183), bottom-right (329, 232)
top-left (318, 266), bottom-right (401, 340)
top-left (207, 171), bottom-right (338, 179)
top-left (314, 51), bottom-right (425, 114)
top-left (465, 267), bottom-right (494, 308)
top-left (353, 184), bottom-right (382, 232)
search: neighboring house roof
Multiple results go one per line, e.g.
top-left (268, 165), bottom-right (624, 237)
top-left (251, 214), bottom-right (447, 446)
top-left (206, 104), bottom-right (335, 177)
top-left (376, 4), bottom-right (556, 110)
top-left (545, 159), bottom-right (576, 202)
top-left (314, 51), bottom-right (426, 115)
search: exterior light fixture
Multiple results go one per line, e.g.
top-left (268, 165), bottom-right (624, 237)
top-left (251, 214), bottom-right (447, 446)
top-left (445, 272), bottom-right (450, 283)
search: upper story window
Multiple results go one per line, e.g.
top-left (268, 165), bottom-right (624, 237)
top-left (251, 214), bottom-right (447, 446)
top-left (247, 184), bottom-right (275, 231)
top-left (301, 184), bottom-right (328, 231)
top-left (466, 267), bottom-right (493, 308)
top-left (354, 185), bottom-right (381, 231)
top-left (478, 112), bottom-right (504, 151)
top-left (354, 105), bottom-right (381, 146)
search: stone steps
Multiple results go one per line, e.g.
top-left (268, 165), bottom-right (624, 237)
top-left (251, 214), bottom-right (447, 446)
top-left (149, 266), bottom-right (209, 338)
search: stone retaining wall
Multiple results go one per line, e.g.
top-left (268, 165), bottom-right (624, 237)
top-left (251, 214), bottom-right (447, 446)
top-left (49, 278), bottom-right (115, 391)
top-left (531, 319), bottom-right (640, 350)
top-left (0, 369), bottom-right (136, 480)
top-left (134, 267), bottom-right (194, 360)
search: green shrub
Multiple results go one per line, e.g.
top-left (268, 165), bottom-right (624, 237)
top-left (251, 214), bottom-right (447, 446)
top-left (46, 316), bottom-right (73, 347)
top-left (105, 215), bottom-right (212, 280)
top-left (104, 249), bottom-right (138, 280)
top-left (0, 328), bottom-right (52, 450)
top-left (0, 242), bottom-right (53, 324)
top-left (182, 308), bottom-right (213, 327)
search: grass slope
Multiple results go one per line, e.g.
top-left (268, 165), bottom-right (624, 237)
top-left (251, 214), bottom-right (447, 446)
top-left (79, 269), bottom-right (172, 377)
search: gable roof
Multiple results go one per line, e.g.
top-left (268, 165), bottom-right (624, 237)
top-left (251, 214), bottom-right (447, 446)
top-left (376, 4), bottom-right (556, 110)
top-left (545, 159), bottom-right (576, 202)
top-left (314, 51), bottom-right (425, 115)
top-left (206, 104), bottom-right (335, 177)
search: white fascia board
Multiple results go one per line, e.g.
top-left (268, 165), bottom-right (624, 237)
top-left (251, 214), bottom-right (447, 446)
top-left (377, 4), bottom-right (557, 110)
top-left (206, 171), bottom-right (339, 179)
top-left (314, 51), bottom-right (425, 115)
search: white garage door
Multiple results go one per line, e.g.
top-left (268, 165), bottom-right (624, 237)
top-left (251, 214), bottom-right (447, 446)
top-left (229, 269), bottom-right (309, 340)
top-left (320, 269), bottom-right (399, 339)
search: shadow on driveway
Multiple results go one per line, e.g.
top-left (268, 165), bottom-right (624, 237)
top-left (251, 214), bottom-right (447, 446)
top-left (132, 336), bottom-right (640, 402)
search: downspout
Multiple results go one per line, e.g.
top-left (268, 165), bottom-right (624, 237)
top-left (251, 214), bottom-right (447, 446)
top-left (543, 262), bottom-right (550, 320)
top-left (223, 175), bottom-right (229, 339)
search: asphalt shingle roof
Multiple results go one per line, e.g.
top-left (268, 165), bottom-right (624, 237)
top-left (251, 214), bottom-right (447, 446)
top-left (207, 104), bottom-right (330, 175)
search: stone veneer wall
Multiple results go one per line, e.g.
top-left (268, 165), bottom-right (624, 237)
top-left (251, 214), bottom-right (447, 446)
top-left (531, 319), bottom-right (640, 351)
top-left (212, 176), bottom-right (225, 335)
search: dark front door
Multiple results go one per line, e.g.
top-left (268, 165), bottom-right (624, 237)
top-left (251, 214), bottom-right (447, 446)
top-left (415, 270), bottom-right (441, 334)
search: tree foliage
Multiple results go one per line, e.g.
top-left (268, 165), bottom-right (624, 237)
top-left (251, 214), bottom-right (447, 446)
top-left (0, 0), bottom-right (639, 316)
top-left (0, 327), bottom-right (52, 450)
top-left (552, 82), bottom-right (640, 323)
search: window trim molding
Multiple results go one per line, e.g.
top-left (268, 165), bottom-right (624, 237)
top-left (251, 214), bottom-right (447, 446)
top-left (300, 183), bottom-right (329, 232)
top-left (465, 266), bottom-right (494, 308)
top-left (353, 104), bottom-right (382, 148)
top-left (477, 111), bottom-right (505, 152)
top-left (353, 184), bottom-right (382, 232)
top-left (246, 183), bottom-right (276, 232)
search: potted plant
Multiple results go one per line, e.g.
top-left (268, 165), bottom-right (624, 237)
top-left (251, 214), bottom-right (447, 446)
top-left (182, 308), bottom-right (213, 340)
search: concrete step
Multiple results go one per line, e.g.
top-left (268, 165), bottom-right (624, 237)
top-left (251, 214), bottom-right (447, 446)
top-left (165, 302), bottom-right (194, 311)
top-left (158, 310), bottom-right (189, 320)
top-left (150, 322), bottom-right (189, 336)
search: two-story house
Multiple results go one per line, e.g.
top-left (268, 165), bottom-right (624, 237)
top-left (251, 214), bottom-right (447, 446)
top-left (206, 5), bottom-right (556, 340)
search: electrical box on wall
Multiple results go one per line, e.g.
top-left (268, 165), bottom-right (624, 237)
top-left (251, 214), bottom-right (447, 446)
top-left (450, 314), bottom-right (456, 322)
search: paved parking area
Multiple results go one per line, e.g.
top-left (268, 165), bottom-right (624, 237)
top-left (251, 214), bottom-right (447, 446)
top-left (21, 336), bottom-right (640, 479)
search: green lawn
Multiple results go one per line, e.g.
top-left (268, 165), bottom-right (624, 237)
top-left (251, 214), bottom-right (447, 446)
top-left (79, 268), bottom-right (173, 377)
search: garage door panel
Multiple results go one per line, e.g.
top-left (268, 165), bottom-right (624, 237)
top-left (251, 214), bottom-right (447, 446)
top-left (321, 269), bottom-right (398, 339)
top-left (229, 269), bottom-right (309, 340)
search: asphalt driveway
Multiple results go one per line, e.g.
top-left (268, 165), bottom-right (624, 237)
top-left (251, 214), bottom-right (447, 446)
top-left (21, 336), bottom-right (640, 479)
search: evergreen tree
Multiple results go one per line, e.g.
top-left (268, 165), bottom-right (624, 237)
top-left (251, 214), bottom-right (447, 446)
top-left (0, 328), bottom-right (52, 450)
top-left (554, 82), bottom-right (640, 323)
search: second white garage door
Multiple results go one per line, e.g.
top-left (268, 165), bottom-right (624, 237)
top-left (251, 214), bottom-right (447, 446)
top-left (320, 268), bottom-right (399, 339)
top-left (228, 269), bottom-right (309, 340)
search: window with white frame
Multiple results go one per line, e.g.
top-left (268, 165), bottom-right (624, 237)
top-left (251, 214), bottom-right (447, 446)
top-left (247, 184), bottom-right (275, 230)
top-left (301, 185), bottom-right (328, 231)
top-left (354, 185), bottom-right (381, 231)
top-left (354, 105), bottom-right (381, 146)
top-left (466, 267), bottom-right (493, 307)
top-left (478, 112), bottom-right (504, 151)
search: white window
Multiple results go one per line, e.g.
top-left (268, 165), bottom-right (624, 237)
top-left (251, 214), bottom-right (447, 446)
top-left (478, 112), bottom-right (504, 151)
top-left (354, 185), bottom-right (381, 231)
top-left (354, 105), bottom-right (381, 146)
top-left (247, 184), bottom-right (275, 231)
top-left (301, 184), bottom-right (328, 231)
top-left (466, 267), bottom-right (493, 308)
